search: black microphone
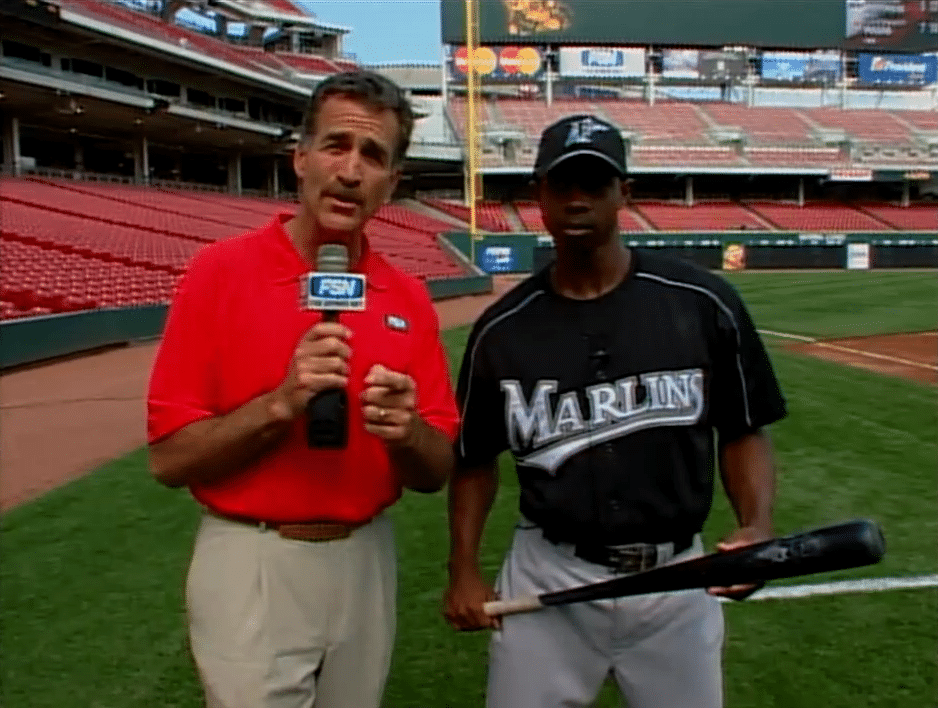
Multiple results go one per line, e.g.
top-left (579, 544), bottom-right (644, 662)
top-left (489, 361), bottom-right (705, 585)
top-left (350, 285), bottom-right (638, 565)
top-left (306, 244), bottom-right (351, 448)
top-left (585, 332), bottom-right (610, 379)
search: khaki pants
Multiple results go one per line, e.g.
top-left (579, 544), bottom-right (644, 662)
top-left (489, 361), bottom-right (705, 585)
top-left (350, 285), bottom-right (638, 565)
top-left (185, 512), bottom-right (396, 708)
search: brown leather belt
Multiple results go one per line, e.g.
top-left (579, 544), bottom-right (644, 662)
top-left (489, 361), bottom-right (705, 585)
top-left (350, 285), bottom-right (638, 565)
top-left (203, 508), bottom-right (365, 542)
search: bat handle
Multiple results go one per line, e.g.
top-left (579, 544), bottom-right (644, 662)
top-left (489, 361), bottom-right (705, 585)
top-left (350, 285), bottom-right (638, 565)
top-left (483, 595), bottom-right (544, 616)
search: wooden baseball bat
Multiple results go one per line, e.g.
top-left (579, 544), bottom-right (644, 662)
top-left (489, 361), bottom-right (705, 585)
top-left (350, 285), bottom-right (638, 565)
top-left (483, 519), bottom-right (886, 616)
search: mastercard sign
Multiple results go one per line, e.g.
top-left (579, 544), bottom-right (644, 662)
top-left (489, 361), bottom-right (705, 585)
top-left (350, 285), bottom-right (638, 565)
top-left (450, 45), bottom-right (545, 81)
top-left (498, 47), bottom-right (543, 75)
top-left (453, 46), bottom-right (498, 76)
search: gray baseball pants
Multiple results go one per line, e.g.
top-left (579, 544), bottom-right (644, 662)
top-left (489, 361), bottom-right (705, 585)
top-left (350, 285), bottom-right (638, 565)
top-left (486, 522), bottom-right (725, 708)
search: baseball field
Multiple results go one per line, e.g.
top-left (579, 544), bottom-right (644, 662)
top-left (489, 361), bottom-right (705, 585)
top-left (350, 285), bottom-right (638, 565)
top-left (1, 270), bottom-right (935, 708)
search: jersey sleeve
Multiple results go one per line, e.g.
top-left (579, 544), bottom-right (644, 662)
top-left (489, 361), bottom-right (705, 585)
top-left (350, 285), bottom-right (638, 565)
top-left (410, 288), bottom-right (460, 443)
top-left (147, 246), bottom-right (221, 444)
top-left (709, 282), bottom-right (787, 442)
top-left (454, 317), bottom-right (509, 468)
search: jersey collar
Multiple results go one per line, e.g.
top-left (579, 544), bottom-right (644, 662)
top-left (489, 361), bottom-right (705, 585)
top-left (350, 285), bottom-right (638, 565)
top-left (268, 211), bottom-right (390, 291)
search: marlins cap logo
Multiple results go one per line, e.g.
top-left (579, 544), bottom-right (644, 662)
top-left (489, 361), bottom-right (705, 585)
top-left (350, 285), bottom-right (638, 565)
top-left (565, 117), bottom-right (610, 147)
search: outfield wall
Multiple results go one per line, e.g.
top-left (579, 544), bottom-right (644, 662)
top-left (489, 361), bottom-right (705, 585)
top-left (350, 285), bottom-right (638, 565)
top-left (446, 232), bottom-right (938, 274)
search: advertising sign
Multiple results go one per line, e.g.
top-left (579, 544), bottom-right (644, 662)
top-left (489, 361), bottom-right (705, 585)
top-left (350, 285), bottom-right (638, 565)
top-left (698, 51), bottom-right (748, 81)
top-left (722, 244), bottom-right (746, 271)
top-left (558, 46), bottom-right (645, 77)
top-left (831, 168), bottom-right (874, 181)
top-left (662, 50), bottom-right (700, 79)
top-left (304, 273), bottom-right (366, 311)
top-left (857, 52), bottom-right (938, 85)
top-left (845, 0), bottom-right (938, 51)
top-left (761, 51), bottom-right (842, 82)
top-left (480, 245), bottom-right (516, 273)
top-left (663, 50), bottom-right (746, 80)
top-left (448, 45), bottom-right (545, 82)
top-left (847, 242), bottom-right (871, 270)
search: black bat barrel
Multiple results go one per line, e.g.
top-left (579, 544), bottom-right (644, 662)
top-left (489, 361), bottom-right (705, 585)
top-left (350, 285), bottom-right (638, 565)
top-left (545, 519), bottom-right (886, 607)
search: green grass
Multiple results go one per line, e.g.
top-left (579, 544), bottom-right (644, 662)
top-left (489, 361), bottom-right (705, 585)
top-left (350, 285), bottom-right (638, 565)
top-left (723, 270), bottom-right (938, 337)
top-left (2, 272), bottom-right (936, 708)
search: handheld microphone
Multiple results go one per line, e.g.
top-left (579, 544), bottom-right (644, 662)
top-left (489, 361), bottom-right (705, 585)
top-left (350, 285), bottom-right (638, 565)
top-left (305, 243), bottom-right (352, 448)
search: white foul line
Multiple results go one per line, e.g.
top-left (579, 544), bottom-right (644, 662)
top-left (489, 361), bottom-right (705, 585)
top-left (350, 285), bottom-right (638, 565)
top-left (717, 574), bottom-right (938, 603)
top-left (758, 329), bottom-right (938, 372)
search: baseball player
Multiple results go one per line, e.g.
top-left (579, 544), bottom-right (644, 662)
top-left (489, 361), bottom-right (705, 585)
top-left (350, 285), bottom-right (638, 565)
top-left (443, 114), bottom-right (788, 708)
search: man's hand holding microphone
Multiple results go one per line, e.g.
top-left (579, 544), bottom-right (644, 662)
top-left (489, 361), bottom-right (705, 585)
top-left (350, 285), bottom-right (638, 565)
top-left (268, 324), bottom-right (419, 445)
top-left (267, 321), bottom-right (352, 424)
top-left (266, 242), bottom-right (451, 493)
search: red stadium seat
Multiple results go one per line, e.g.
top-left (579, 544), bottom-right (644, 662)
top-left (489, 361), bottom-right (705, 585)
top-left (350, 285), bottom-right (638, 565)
top-left (744, 201), bottom-right (892, 232)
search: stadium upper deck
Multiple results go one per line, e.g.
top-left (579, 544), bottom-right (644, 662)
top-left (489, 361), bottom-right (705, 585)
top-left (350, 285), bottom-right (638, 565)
top-left (446, 96), bottom-right (938, 173)
top-left (1, 0), bottom-right (936, 200)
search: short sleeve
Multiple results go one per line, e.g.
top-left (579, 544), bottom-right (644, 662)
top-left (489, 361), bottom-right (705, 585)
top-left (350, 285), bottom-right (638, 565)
top-left (710, 284), bottom-right (787, 442)
top-left (410, 287), bottom-right (460, 443)
top-left (454, 318), bottom-right (509, 467)
top-left (147, 246), bottom-right (221, 444)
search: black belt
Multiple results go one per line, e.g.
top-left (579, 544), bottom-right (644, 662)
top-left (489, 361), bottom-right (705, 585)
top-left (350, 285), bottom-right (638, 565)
top-left (572, 536), bottom-right (693, 573)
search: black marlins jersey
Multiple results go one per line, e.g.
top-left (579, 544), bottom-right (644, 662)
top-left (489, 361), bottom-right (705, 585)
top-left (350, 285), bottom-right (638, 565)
top-left (455, 249), bottom-right (787, 545)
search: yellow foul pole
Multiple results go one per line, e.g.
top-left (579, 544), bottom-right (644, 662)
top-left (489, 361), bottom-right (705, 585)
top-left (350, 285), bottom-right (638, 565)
top-left (464, 0), bottom-right (482, 262)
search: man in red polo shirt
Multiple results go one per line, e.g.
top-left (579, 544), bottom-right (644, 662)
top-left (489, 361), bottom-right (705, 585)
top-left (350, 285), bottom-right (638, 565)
top-left (147, 71), bottom-right (459, 708)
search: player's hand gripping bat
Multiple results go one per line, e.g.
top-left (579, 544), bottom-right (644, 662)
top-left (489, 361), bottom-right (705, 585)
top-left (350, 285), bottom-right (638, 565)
top-left (483, 519), bottom-right (885, 616)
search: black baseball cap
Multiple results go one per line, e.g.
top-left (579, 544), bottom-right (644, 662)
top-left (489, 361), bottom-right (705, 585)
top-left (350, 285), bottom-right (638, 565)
top-left (533, 114), bottom-right (627, 179)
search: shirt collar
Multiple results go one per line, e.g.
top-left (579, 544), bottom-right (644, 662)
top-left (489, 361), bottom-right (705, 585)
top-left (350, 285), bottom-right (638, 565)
top-left (269, 211), bottom-right (390, 291)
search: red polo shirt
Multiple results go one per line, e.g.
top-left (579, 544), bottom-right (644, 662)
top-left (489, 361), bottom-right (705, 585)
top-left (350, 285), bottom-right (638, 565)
top-left (147, 213), bottom-right (460, 524)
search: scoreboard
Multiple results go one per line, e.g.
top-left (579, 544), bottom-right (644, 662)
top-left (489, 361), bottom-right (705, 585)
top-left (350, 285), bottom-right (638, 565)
top-left (442, 0), bottom-right (938, 53)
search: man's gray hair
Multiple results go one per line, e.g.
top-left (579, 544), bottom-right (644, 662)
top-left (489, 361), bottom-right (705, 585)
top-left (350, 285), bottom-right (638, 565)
top-left (300, 70), bottom-right (414, 165)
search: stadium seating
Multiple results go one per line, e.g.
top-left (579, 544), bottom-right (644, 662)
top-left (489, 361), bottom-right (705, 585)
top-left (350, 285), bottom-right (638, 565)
top-left (745, 147), bottom-right (847, 167)
top-left (618, 208), bottom-right (649, 232)
top-left (631, 145), bottom-right (743, 167)
top-left (265, 0), bottom-right (305, 15)
top-left (903, 111), bottom-right (938, 132)
top-left (594, 100), bottom-right (710, 144)
top-left (445, 97), bottom-right (927, 171)
top-left (0, 175), bottom-right (474, 319)
top-left (803, 109), bottom-right (912, 145)
top-left (420, 198), bottom-right (512, 232)
top-left (238, 46), bottom-right (294, 74)
top-left (2, 200), bottom-right (203, 271)
top-left (446, 96), bottom-right (498, 140)
top-left (364, 221), bottom-right (465, 279)
top-left (745, 201), bottom-right (893, 231)
top-left (0, 236), bottom-right (176, 313)
top-left (514, 201), bottom-right (545, 232)
top-left (0, 179), bottom-right (252, 241)
top-left (374, 204), bottom-right (457, 235)
top-left (495, 98), bottom-right (594, 137)
top-left (37, 180), bottom-right (272, 230)
top-left (62, 1), bottom-right (284, 78)
top-left (276, 52), bottom-right (341, 74)
top-left (701, 105), bottom-right (813, 145)
top-left (634, 201), bottom-right (768, 231)
top-left (514, 202), bottom-right (649, 233)
top-left (854, 203), bottom-right (937, 231)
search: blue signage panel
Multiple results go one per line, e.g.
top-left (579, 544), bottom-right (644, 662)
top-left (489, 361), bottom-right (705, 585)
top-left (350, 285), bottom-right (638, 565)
top-left (305, 273), bottom-right (367, 311)
top-left (480, 245), bottom-right (516, 273)
top-left (761, 52), bottom-right (842, 82)
top-left (857, 52), bottom-right (938, 85)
